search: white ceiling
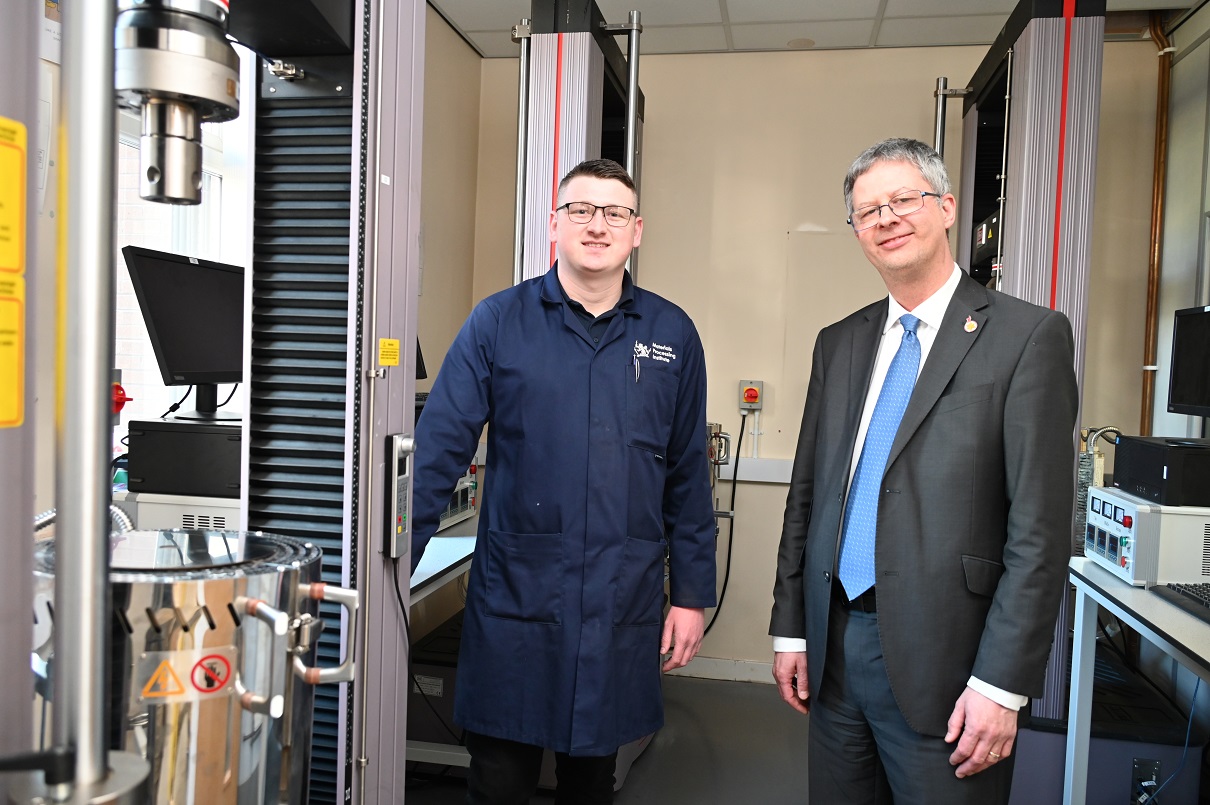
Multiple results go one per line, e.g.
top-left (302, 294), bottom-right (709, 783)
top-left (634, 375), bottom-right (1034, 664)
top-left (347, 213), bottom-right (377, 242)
top-left (429, 0), bottom-right (1197, 58)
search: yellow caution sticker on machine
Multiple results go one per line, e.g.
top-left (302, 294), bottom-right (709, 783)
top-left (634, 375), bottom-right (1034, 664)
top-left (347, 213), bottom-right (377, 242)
top-left (0, 117), bottom-right (26, 275)
top-left (0, 276), bottom-right (23, 427)
top-left (0, 117), bottom-right (26, 429)
top-left (379, 337), bottom-right (400, 367)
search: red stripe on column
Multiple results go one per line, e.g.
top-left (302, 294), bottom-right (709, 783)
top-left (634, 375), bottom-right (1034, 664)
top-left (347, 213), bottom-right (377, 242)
top-left (1049, 0), bottom-right (1076, 311)
top-left (549, 33), bottom-right (565, 268)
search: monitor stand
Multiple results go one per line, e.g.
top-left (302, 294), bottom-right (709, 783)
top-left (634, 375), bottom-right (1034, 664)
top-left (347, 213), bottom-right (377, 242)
top-left (174, 383), bottom-right (241, 423)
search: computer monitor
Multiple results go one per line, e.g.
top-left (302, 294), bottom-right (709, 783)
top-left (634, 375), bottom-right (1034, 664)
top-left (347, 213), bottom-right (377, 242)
top-left (122, 246), bottom-right (244, 422)
top-left (1167, 305), bottom-right (1210, 419)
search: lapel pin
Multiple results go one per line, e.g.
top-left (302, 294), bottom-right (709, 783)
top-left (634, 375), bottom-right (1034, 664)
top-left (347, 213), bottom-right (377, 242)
top-left (964, 316), bottom-right (978, 333)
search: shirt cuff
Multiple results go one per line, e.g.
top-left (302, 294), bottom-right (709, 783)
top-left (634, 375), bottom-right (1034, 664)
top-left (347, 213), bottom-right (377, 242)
top-left (773, 637), bottom-right (807, 653)
top-left (967, 676), bottom-right (1028, 710)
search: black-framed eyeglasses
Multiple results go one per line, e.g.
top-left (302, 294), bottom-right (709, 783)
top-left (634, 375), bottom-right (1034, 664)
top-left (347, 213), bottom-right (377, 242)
top-left (557, 202), bottom-right (636, 227)
top-left (847, 190), bottom-right (942, 231)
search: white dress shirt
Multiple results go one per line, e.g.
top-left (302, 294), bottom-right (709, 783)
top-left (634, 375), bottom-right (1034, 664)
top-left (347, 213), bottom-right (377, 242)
top-left (774, 265), bottom-right (1027, 711)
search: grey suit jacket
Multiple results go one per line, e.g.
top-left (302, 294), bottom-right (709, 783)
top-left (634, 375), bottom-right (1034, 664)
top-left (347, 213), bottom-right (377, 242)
top-left (770, 272), bottom-right (1078, 736)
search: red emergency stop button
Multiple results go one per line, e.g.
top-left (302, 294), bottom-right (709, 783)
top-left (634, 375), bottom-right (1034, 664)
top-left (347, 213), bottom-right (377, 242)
top-left (112, 383), bottom-right (134, 414)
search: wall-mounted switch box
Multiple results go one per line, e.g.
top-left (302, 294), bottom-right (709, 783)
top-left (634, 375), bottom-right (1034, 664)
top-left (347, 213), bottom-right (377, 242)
top-left (739, 380), bottom-right (764, 411)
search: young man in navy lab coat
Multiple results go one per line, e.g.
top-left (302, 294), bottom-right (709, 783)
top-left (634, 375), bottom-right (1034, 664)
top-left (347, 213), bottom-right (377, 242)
top-left (411, 159), bottom-right (717, 804)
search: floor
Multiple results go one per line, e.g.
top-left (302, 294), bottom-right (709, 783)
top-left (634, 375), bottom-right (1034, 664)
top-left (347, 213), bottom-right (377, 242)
top-left (402, 675), bottom-right (811, 804)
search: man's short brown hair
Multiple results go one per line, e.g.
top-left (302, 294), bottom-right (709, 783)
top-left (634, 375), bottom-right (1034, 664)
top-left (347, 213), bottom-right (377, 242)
top-left (557, 159), bottom-right (637, 206)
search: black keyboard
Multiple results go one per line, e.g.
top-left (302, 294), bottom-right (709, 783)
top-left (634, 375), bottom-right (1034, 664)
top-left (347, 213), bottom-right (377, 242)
top-left (1152, 583), bottom-right (1210, 625)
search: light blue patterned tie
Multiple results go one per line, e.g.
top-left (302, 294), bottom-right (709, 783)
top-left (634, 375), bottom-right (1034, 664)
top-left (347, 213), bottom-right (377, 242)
top-left (838, 314), bottom-right (921, 601)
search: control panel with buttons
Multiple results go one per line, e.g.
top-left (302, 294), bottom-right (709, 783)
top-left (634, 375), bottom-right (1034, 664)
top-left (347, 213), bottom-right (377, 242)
top-left (1085, 485), bottom-right (1210, 587)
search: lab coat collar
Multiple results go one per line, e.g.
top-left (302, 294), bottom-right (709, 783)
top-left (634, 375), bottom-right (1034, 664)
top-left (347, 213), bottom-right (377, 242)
top-left (540, 264), bottom-right (638, 315)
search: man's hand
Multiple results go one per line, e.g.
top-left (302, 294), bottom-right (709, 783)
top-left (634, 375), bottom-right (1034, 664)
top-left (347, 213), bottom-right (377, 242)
top-left (772, 651), bottom-right (810, 714)
top-left (661, 607), bottom-right (705, 671)
top-left (945, 686), bottom-right (1017, 778)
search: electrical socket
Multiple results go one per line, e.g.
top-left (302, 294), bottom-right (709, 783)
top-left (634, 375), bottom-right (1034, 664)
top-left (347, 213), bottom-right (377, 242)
top-left (1132, 758), bottom-right (1161, 802)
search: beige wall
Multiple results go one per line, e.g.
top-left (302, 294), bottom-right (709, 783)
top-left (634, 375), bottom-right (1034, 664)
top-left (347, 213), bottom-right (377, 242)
top-left (1082, 42), bottom-right (1157, 463)
top-left (410, 7), bottom-right (484, 639)
top-left (418, 4), bottom-right (482, 392)
top-left (466, 41), bottom-right (1158, 666)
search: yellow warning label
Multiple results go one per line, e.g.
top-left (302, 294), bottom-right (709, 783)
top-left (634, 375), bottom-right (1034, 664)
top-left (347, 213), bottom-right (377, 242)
top-left (0, 117), bottom-right (26, 276)
top-left (0, 276), bottom-right (23, 427)
top-left (379, 338), bottom-right (400, 367)
top-left (142, 660), bottom-right (186, 699)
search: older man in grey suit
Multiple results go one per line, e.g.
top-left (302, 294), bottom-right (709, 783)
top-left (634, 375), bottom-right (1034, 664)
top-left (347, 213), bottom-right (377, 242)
top-left (770, 138), bottom-right (1078, 803)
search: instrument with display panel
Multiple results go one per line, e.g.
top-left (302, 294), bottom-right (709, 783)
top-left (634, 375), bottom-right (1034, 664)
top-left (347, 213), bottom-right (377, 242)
top-left (1085, 486), bottom-right (1210, 587)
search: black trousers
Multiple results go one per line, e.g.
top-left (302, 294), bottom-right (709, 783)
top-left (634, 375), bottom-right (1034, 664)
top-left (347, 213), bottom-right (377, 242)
top-left (464, 731), bottom-right (617, 805)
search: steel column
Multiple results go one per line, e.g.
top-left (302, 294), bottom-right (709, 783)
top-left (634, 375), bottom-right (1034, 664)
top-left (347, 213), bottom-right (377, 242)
top-left (56, 0), bottom-right (119, 785)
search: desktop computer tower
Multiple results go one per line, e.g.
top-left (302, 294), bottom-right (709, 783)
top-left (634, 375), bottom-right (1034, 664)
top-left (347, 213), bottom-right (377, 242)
top-left (126, 419), bottom-right (241, 498)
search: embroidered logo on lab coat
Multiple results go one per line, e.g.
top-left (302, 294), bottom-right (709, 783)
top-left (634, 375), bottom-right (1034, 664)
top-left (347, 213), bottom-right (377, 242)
top-left (650, 342), bottom-right (678, 363)
top-left (635, 340), bottom-right (678, 364)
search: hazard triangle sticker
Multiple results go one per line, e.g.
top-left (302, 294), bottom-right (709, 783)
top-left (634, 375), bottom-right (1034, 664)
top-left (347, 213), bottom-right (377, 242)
top-left (142, 660), bottom-right (186, 699)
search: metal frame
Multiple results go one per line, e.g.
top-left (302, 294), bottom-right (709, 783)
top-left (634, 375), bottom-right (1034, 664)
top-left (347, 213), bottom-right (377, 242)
top-left (351, 0), bottom-right (426, 802)
top-left (959, 5), bottom-right (1105, 722)
top-left (514, 5), bottom-right (644, 285)
top-left (0, 3), bottom-right (38, 795)
top-left (1064, 558), bottom-right (1210, 803)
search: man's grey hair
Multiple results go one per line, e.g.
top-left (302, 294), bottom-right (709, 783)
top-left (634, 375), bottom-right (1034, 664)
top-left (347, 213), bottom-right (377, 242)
top-left (843, 138), bottom-right (952, 216)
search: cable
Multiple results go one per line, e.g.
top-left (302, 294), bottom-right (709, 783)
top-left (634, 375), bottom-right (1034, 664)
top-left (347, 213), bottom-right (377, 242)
top-left (704, 411), bottom-right (747, 636)
top-left (159, 386), bottom-right (193, 419)
top-left (391, 557), bottom-right (464, 745)
top-left (216, 383), bottom-right (239, 408)
top-left (1144, 677), bottom-right (1200, 802)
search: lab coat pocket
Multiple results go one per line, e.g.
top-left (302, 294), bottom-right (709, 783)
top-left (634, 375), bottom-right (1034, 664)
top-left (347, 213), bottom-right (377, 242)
top-left (626, 365), bottom-right (678, 455)
top-left (484, 529), bottom-right (565, 623)
top-left (961, 554), bottom-right (1005, 598)
top-left (614, 537), bottom-right (667, 626)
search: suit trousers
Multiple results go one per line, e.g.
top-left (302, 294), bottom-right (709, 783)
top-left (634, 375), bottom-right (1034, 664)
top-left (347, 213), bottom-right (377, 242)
top-left (464, 731), bottom-right (617, 805)
top-left (808, 601), bottom-right (1015, 804)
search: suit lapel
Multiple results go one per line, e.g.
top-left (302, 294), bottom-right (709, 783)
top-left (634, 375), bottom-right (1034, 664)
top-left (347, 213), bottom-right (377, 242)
top-left (844, 300), bottom-right (887, 458)
top-left (885, 275), bottom-right (990, 471)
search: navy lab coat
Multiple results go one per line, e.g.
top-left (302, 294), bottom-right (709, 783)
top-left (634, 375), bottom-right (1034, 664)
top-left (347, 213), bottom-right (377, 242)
top-left (411, 267), bottom-right (717, 756)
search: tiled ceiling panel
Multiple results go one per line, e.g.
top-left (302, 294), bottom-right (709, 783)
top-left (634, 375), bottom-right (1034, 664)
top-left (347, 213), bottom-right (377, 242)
top-left (467, 30), bottom-right (522, 58)
top-left (725, 0), bottom-right (883, 24)
top-left (730, 19), bottom-right (876, 51)
top-left (430, 1), bottom-right (1196, 58)
top-left (641, 24), bottom-right (730, 54)
top-left (877, 15), bottom-right (1011, 47)
top-left (883, 0), bottom-right (1018, 16)
top-left (597, 0), bottom-right (724, 26)
top-left (432, 0), bottom-right (526, 34)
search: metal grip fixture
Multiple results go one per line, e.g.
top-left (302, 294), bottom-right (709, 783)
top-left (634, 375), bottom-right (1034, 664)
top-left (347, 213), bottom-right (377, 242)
top-left (114, 0), bottom-right (240, 204)
top-left (294, 582), bottom-right (360, 684)
top-left (235, 596), bottom-right (288, 718)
